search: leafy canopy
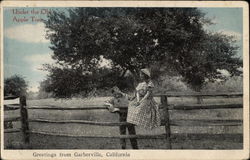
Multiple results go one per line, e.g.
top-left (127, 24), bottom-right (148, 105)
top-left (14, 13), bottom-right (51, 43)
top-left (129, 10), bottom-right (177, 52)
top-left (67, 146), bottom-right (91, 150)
top-left (43, 8), bottom-right (242, 97)
top-left (4, 75), bottom-right (28, 96)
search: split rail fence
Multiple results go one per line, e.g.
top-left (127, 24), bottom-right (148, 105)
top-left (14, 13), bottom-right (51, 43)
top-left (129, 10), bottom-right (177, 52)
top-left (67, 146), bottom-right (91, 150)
top-left (4, 92), bottom-right (243, 149)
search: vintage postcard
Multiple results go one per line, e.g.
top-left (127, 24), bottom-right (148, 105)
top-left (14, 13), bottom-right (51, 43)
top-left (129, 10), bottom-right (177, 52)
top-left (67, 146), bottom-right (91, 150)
top-left (0, 1), bottom-right (249, 160)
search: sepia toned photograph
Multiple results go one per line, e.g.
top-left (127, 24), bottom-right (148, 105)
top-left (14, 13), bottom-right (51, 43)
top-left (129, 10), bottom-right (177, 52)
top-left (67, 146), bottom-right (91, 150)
top-left (1, 1), bottom-right (249, 160)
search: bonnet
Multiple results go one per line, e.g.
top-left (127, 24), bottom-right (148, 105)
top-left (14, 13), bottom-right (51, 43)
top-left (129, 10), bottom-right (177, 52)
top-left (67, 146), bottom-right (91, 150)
top-left (140, 68), bottom-right (151, 77)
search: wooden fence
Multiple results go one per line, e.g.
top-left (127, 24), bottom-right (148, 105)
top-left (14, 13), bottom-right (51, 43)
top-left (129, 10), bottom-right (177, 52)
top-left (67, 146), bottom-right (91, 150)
top-left (4, 92), bottom-right (243, 149)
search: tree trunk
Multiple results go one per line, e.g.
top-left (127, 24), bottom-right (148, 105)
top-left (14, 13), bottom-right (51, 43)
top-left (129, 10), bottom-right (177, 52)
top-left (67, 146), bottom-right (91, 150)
top-left (193, 85), bottom-right (203, 104)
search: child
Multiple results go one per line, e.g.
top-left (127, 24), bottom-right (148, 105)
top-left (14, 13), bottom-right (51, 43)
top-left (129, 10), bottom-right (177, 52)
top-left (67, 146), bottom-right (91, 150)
top-left (127, 68), bottom-right (161, 130)
top-left (104, 87), bottom-right (123, 113)
top-left (104, 86), bottom-right (138, 149)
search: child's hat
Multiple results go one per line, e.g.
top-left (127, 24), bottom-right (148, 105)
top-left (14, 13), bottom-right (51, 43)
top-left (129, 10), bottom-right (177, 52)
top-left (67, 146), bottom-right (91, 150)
top-left (140, 68), bottom-right (151, 77)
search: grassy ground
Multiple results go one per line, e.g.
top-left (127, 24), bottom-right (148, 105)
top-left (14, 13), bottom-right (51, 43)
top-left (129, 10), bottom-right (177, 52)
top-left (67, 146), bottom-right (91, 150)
top-left (4, 97), bottom-right (243, 149)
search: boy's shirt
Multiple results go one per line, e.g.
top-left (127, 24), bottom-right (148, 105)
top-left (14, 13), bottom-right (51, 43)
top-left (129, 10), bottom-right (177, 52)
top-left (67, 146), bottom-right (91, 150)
top-left (105, 96), bottom-right (129, 113)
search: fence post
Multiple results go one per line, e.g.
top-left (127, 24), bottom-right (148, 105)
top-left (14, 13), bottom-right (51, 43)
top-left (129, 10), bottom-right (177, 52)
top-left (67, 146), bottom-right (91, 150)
top-left (197, 96), bottom-right (203, 104)
top-left (20, 96), bottom-right (30, 147)
top-left (118, 109), bottom-right (127, 149)
top-left (161, 95), bottom-right (172, 149)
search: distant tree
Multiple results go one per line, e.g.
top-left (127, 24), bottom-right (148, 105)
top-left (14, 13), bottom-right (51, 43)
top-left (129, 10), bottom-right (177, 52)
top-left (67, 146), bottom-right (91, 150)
top-left (27, 91), bottom-right (38, 100)
top-left (43, 8), bottom-right (242, 97)
top-left (4, 75), bottom-right (28, 96)
top-left (37, 79), bottom-right (52, 99)
top-left (202, 75), bottom-right (243, 92)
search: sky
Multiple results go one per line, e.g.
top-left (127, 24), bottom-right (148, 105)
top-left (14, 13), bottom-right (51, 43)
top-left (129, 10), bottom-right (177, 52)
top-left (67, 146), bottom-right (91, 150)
top-left (3, 7), bottom-right (243, 92)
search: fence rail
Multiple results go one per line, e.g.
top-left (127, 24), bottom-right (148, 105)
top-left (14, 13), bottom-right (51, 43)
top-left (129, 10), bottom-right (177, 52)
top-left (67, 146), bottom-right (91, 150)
top-left (155, 92), bottom-right (243, 97)
top-left (5, 128), bottom-right (22, 133)
top-left (24, 103), bottom-right (243, 110)
top-left (4, 95), bottom-right (19, 100)
top-left (27, 105), bottom-right (111, 110)
top-left (4, 92), bottom-right (243, 149)
top-left (4, 104), bottom-right (20, 111)
top-left (29, 118), bottom-right (135, 126)
top-left (170, 119), bottom-right (242, 126)
top-left (169, 103), bottom-right (242, 110)
top-left (4, 117), bottom-right (21, 122)
top-left (29, 131), bottom-right (166, 139)
top-left (28, 118), bottom-right (242, 127)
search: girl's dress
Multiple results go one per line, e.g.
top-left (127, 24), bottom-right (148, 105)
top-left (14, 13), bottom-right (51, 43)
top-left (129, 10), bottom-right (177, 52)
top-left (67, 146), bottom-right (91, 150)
top-left (127, 81), bottom-right (161, 130)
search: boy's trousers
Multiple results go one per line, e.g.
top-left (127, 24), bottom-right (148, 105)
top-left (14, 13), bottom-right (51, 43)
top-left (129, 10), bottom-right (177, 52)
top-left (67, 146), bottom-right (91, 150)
top-left (119, 109), bottom-right (138, 149)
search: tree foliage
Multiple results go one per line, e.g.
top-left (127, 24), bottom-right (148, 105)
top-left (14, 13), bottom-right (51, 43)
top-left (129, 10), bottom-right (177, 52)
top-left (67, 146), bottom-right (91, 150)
top-left (4, 75), bottom-right (28, 96)
top-left (43, 8), bottom-right (242, 97)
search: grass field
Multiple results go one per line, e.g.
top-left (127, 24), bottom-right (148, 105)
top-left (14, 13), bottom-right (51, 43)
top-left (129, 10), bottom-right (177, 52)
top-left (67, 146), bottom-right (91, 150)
top-left (4, 96), bottom-right (243, 149)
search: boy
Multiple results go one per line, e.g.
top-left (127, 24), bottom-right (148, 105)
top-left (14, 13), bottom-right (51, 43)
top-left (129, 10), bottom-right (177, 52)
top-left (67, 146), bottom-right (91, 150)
top-left (104, 87), bottom-right (138, 149)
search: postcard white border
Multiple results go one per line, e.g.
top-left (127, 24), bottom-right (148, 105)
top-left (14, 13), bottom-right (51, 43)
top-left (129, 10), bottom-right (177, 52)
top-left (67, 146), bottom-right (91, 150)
top-left (0, 1), bottom-right (249, 160)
